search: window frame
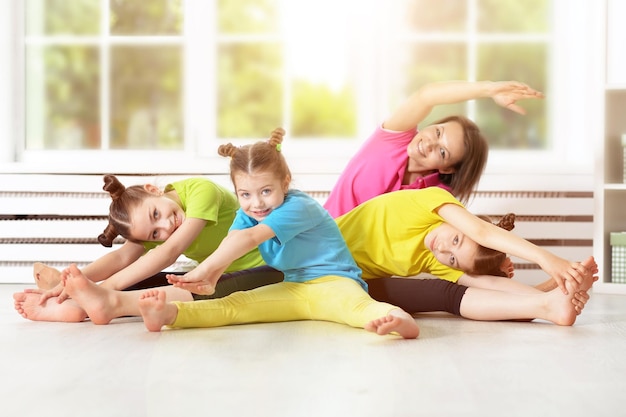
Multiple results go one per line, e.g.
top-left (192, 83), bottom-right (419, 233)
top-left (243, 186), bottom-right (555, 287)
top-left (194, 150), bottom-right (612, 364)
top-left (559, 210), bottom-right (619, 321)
top-left (0, 0), bottom-right (596, 178)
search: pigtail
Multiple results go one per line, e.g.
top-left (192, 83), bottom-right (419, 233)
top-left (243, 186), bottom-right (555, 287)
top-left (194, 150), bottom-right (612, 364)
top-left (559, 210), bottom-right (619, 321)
top-left (97, 174), bottom-right (152, 246)
top-left (102, 174), bottom-right (126, 200)
top-left (97, 224), bottom-right (118, 248)
top-left (97, 175), bottom-right (125, 247)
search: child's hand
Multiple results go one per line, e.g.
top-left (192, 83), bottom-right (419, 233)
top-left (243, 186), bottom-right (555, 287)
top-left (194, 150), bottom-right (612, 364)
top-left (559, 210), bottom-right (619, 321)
top-left (24, 282), bottom-right (65, 305)
top-left (500, 256), bottom-right (515, 278)
top-left (167, 271), bottom-right (219, 296)
top-left (543, 255), bottom-right (590, 294)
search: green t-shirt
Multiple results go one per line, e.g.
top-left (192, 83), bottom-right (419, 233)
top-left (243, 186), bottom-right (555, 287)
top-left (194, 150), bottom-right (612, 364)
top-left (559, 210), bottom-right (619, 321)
top-left (336, 187), bottom-right (464, 282)
top-left (142, 178), bottom-right (265, 272)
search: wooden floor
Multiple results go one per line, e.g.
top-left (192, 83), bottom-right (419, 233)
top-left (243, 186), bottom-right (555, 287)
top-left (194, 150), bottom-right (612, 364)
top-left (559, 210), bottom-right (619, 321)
top-left (3, 283), bottom-right (626, 417)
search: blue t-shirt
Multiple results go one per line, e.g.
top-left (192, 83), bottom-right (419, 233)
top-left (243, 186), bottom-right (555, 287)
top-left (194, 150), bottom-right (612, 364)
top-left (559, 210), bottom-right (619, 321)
top-left (230, 190), bottom-right (366, 290)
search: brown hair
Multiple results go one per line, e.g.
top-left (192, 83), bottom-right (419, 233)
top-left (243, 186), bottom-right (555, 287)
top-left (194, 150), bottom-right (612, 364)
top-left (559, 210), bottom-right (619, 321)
top-left (97, 175), bottom-right (154, 247)
top-left (218, 127), bottom-right (292, 187)
top-left (466, 213), bottom-right (516, 277)
top-left (432, 115), bottom-right (488, 205)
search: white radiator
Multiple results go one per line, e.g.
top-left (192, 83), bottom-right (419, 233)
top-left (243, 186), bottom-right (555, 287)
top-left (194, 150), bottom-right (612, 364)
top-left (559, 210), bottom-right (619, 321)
top-left (0, 173), bottom-right (594, 286)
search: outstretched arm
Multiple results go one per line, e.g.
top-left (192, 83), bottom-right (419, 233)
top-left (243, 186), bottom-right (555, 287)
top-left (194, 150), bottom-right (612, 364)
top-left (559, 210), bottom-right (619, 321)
top-left (98, 217), bottom-right (207, 291)
top-left (384, 80), bottom-right (544, 132)
top-left (168, 224), bottom-right (275, 295)
top-left (437, 203), bottom-right (586, 294)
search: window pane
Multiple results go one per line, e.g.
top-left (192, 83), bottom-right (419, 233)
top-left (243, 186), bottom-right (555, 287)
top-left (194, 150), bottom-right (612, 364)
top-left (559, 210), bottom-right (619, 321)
top-left (26, 46), bottom-right (100, 150)
top-left (394, 0), bottom-right (467, 32)
top-left (476, 43), bottom-right (547, 149)
top-left (478, 0), bottom-right (550, 32)
top-left (26, 0), bottom-right (100, 36)
top-left (389, 43), bottom-right (468, 127)
top-left (110, 46), bottom-right (183, 149)
top-left (110, 0), bottom-right (183, 35)
top-left (218, 0), bottom-right (279, 34)
top-left (291, 79), bottom-right (356, 138)
top-left (286, 3), bottom-right (357, 138)
top-left (217, 43), bottom-right (282, 138)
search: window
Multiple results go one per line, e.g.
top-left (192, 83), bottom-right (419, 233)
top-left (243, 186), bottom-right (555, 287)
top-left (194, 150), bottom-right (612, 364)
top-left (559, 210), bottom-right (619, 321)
top-left (385, 0), bottom-right (550, 150)
top-left (2, 0), bottom-right (594, 175)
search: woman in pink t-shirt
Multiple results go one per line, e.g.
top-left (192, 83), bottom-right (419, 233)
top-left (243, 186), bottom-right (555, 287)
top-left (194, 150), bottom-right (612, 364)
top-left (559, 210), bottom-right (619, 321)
top-left (323, 80), bottom-right (544, 218)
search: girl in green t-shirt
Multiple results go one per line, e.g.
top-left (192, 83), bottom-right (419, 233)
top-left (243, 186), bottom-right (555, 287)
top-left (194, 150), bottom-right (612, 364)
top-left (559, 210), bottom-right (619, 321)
top-left (15, 175), bottom-right (282, 323)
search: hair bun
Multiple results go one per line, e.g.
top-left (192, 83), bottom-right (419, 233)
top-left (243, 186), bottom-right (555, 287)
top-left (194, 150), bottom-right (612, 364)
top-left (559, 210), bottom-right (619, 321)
top-left (497, 213), bottom-right (516, 231)
top-left (102, 174), bottom-right (125, 200)
top-left (268, 127), bottom-right (285, 146)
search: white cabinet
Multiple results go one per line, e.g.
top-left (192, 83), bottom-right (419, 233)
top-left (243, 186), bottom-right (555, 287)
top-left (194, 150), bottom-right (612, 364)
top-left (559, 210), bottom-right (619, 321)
top-left (594, 0), bottom-right (626, 294)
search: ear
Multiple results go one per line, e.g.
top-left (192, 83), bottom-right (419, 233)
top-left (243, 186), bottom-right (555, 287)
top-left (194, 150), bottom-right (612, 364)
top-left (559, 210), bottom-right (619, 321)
top-left (143, 184), bottom-right (162, 195)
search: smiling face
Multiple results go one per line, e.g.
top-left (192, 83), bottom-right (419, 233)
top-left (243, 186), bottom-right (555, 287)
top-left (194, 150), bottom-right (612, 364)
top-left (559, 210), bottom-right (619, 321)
top-left (406, 121), bottom-right (466, 175)
top-left (233, 170), bottom-right (289, 221)
top-left (127, 194), bottom-right (185, 242)
top-left (424, 223), bottom-right (479, 272)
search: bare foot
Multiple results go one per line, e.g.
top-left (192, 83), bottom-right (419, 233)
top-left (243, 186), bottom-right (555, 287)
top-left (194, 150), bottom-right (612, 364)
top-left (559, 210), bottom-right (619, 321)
top-left (580, 256), bottom-right (598, 291)
top-left (545, 256), bottom-right (598, 326)
top-left (543, 290), bottom-right (579, 326)
top-left (364, 309), bottom-right (419, 339)
top-left (138, 290), bottom-right (177, 332)
top-left (33, 262), bottom-right (62, 290)
top-left (534, 255), bottom-right (598, 294)
top-left (13, 291), bottom-right (87, 322)
top-left (62, 264), bottom-right (119, 325)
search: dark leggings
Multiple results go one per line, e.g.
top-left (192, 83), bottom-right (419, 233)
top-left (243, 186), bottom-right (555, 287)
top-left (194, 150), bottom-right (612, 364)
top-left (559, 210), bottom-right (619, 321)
top-left (126, 267), bottom-right (468, 316)
top-left (124, 265), bottom-right (285, 300)
top-left (366, 277), bottom-right (468, 316)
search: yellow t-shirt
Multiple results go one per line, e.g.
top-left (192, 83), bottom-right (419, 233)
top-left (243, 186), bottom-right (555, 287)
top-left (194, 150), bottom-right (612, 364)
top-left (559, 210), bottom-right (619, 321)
top-left (336, 187), bottom-right (465, 282)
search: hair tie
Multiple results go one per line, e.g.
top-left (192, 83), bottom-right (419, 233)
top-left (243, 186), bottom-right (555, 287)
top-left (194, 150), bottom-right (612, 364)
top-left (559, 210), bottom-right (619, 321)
top-left (275, 143), bottom-right (282, 152)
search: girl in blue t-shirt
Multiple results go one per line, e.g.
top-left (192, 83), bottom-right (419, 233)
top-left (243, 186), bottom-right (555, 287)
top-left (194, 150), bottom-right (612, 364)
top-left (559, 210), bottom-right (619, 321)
top-left (133, 128), bottom-right (420, 338)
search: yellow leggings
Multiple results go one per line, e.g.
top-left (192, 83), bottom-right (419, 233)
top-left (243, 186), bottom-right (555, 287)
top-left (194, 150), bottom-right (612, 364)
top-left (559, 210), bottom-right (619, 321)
top-left (171, 275), bottom-right (398, 330)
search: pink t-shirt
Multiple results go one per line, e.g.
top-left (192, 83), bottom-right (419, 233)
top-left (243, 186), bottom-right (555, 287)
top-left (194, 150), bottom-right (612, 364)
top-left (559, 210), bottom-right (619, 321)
top-left (323, 125), bottom-right (450, 218)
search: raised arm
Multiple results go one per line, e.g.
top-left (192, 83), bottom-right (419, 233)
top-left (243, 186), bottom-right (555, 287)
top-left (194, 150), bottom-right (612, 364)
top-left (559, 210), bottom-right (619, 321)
top-left (168, 224), bottom-right (275, 295)
top-left (384, 80), bottom-right (544, 132)
top-left (436, 203), bottom-right (585, 294)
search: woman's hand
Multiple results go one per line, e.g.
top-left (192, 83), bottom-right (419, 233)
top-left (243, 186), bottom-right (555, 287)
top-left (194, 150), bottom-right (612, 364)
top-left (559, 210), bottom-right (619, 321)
top-left (490, 81), bottom-right (544, 115)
